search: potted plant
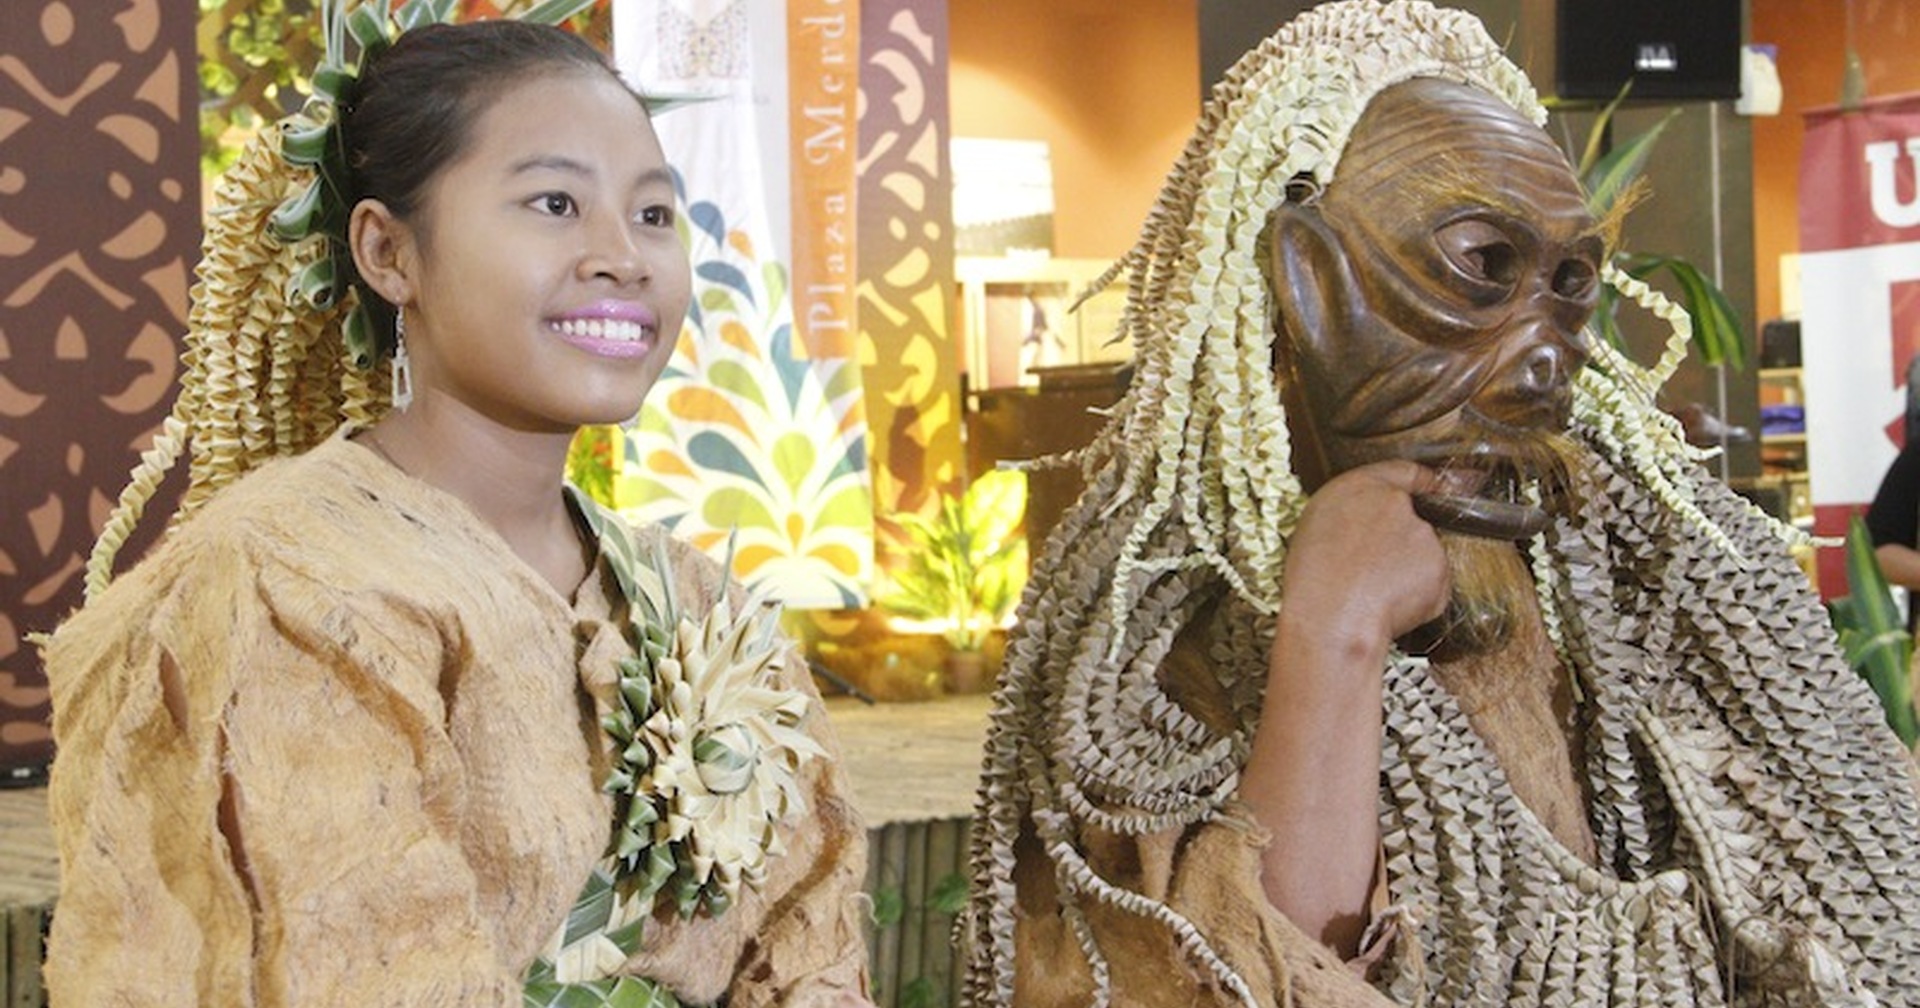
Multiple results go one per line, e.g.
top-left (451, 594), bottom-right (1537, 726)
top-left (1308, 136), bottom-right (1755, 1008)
top-left (1573, 86), bottom-right (1746, 370)
top-left (1830, 515), bottom-right (1919, 750)
top-left (881, 469), bottom-right (1028, 692)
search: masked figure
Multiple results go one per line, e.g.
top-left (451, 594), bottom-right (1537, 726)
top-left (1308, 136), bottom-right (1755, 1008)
top-left (964, 4), bottom-right (1920, 1007)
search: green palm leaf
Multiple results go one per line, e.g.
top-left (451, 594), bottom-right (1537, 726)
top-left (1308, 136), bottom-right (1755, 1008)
top-left (1575, 91), bottom-right (1744, 371)
top-left (1833, 515), bottom-right (1919, 746)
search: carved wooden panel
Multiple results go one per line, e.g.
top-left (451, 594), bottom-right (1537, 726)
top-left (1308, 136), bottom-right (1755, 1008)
top-left (0, 0), bottom-right (196, 774)
top-left (857, 0), bottom-right (960, 550)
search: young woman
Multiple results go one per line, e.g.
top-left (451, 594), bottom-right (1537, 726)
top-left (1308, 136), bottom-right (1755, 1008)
top-left (44, 17), bottom-right (872, 1008)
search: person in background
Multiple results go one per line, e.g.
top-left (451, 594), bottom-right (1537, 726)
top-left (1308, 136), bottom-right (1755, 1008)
top-left (1866, 434), bottom-right (1920, 627)
top-left (42, 11), bottom-right (871, 1007)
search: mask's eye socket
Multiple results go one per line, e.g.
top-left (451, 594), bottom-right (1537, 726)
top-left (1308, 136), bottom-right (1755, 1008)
top-left (1436, 218), bottom-right (1520, 291)
top-left (1552, 256), bottom-right (1599, 301)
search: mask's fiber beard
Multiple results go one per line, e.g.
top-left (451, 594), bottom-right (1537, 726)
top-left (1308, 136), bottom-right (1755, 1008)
top-left (1400, 534), bottom-right (1539, 659)
top-left (1401, 431), bottom-right (1585, 659)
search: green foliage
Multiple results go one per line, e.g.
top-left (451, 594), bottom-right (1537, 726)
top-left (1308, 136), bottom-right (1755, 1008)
top-left (868, 873), bottom-right (968, 1007)
top-left (870, 886), bottom-right (905, 929)
top-left (198, 0), bottom-right (324, 177)
top-left (899, 978), bottom-right (941, 1008)
top-left (567, 425), bottom-right (619, 509)
top-left (928, 871), bottom-right (969, 915)
top-left (1829, 516), bottom-right (1919, 747)
top-left (1574, 89), bottom-right (1748, 370)
top-left (883, 470), bottom-right (1028, 651)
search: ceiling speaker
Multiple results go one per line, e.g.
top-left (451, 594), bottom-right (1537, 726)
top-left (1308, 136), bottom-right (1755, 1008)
top-left (1548, 0), bottom-right (1742, 102)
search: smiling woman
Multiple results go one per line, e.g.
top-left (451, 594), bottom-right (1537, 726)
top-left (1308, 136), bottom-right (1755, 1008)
top-left (42, 8), bottom-right (873, 1008)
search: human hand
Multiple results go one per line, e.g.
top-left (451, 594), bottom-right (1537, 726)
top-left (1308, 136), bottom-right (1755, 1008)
top-left (1250, 459), bottom-right (1458, 953)
top-left (1281, 460), bottom-right (1455, 649)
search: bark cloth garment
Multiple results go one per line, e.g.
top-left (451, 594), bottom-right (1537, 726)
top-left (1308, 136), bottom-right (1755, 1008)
top-left (976, 425), bottom-right (1920, 1008)
top-left (43, 432), bottom-right (870, 1007)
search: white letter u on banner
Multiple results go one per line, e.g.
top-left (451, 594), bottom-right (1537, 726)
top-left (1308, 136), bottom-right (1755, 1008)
top-left (1865, 138), bottom-right (1920, 228)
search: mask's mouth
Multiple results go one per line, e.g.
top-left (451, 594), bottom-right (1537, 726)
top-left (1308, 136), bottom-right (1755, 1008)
top-left (1413, 483), bottom-right (1545, 542)
top-left (1404, 436), bottom-right (1575, 542)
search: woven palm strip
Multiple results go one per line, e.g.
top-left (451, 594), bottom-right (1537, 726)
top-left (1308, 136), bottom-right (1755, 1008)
top-left (968, 422), bottom-right (1920, 1008)
top-left (86, 123), bottom-right (380, 597)
top-left (1375, 431), bottom-right (1920, 1007)
top-left (962, 2), bottom-right (1920, 1003)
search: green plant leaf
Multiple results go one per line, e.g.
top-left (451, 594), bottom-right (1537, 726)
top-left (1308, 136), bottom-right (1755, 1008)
top-left (1575, 82), bottom-right (1635, 179)
top-left (929, 871), bottom-right (969, 915)
top-left (1573, 99), bottom-right (1748, 372)
top-left (1836, 515), bottom-right (1919, 746)
top-left (965, 469), bottom-right (1028, 552)
top-left (879, 471), bottom-right (1029, 648)
top-left (871, 886), bottom-right (904, 928)
top-left (1621, 254), bottom-right (1748, 370)
top-left (1582, 107), bottom-right (1683, 220)
top-left (900, 977), bottom-right (940, 1008)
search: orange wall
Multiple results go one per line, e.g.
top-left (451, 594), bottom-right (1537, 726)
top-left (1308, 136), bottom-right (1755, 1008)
top-left (948, 0), bottom-right (1200, 261)
top-left (1751, 0), bottom-right (1920, 321)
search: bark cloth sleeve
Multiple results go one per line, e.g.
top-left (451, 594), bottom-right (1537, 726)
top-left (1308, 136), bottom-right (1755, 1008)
top-left (45, 528), bottom-right (526, 1008)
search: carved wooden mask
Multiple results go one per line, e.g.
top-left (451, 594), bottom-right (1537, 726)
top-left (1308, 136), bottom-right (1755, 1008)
top-left (1268, 78), bottom-right (1603, 541)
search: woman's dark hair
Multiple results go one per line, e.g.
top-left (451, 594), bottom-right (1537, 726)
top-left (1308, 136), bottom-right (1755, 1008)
top-left (342, 20), bottom-right (641, 347)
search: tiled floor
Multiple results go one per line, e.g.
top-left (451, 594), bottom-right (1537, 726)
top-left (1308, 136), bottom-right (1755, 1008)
top-left (823, 693), bottom-right (992, 826)
top-left (0, 787), bottom-right (55, 910)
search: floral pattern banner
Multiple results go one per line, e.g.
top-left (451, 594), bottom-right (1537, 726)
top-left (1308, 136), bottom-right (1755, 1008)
top-left (614, 0), bottom-right (874, 609)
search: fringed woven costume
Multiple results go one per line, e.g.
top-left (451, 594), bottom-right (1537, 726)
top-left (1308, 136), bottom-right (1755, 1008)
top-left (963, 3), bottom-right (1920, 1006)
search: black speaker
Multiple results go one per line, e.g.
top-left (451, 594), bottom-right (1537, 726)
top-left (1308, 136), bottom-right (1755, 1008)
top-left (1551, 0), bottom-right (1742, 101)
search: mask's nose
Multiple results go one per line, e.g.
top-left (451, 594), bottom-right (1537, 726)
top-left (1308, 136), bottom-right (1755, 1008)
top-left (1477, 323), bottom-right (1583, 429)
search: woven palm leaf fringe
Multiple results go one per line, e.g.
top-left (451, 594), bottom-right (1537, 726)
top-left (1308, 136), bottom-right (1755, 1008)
top-left (965, 419), bottom-right (1920, 1007)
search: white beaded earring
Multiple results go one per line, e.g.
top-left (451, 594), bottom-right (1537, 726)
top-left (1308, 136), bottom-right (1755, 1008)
top-left (390, 310), bottom-right (414, 411)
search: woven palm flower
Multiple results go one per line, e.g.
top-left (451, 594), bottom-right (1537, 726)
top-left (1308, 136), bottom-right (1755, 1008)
top-left (585, 507), bottom-right (821, 919)
top-left (638, 590), bottom-right (823, 916)
top-left (531, 505), bottom-right (822, 993)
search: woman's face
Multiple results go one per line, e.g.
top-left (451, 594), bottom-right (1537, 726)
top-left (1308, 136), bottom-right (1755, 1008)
top-left (399, 70), bottom-right (691, 431)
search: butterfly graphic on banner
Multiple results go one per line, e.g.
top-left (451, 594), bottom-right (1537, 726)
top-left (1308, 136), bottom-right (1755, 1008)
top-left (659, 0), bottom-right (747, 82)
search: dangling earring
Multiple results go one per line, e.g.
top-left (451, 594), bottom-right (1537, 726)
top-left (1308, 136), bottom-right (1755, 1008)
top-left (390, 310), bottom-right (414, 412)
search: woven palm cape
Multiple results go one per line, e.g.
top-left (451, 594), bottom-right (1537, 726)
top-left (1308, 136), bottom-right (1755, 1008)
top-left (962, 2), bottom-right (1920, 1006)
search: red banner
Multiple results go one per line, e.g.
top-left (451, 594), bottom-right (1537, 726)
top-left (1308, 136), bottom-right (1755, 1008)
top-left (1798, 93), bottom-right (1920, 595)
top-left (1801, 95), bottom-right (1920, 253)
